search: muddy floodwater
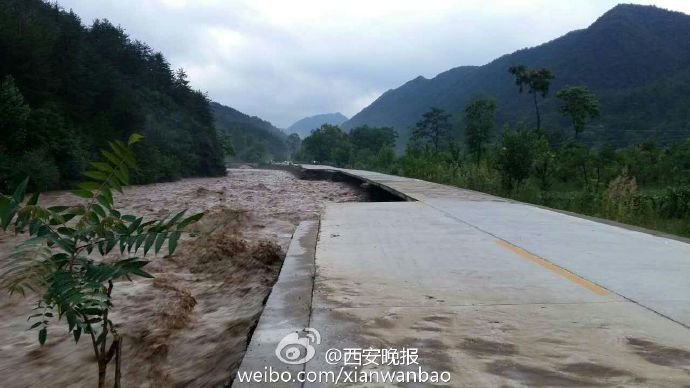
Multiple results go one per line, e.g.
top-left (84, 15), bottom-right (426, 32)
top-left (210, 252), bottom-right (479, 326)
top-left (0, 168), bottom-right (366, 387)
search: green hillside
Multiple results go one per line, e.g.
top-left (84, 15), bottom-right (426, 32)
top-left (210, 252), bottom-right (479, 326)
top-left (344, 4), bottom-right (690, 149)
top-left (211, 102), bottom-right (288, 162)
top-left (0, 0), bottom-right (225, 191)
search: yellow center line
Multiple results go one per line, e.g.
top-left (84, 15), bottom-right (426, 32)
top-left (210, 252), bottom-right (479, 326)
top-left (495, 240), bottom-right (610, 296)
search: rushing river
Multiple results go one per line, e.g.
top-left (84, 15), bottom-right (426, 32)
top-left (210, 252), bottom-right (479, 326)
top-left (0, 168), bottom-right (366, 387)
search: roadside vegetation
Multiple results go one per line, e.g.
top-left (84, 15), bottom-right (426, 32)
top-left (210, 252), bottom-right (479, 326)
top-left (295, 66), bottom-right (690, 238)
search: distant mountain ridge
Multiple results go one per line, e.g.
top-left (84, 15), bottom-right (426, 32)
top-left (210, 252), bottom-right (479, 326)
top-left (344, 4), bottom-right (690, 148)
top-left (211, 102), bottom-right (288, 161)
top-left (287, 113), bottom-right (349, 138)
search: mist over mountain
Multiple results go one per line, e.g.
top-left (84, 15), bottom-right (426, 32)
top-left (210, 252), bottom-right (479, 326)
top-left (287, 113), bottom-right (349, 138)
top-left (344, 4), bottom-right (690, 149)
top-left (211, 102), bottom-right (288, 162)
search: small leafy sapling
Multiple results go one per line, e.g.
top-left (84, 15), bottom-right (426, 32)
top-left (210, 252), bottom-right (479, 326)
top-left (0, 134), bottom-right (203, 388)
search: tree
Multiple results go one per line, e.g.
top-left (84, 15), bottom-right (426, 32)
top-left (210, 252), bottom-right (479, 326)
top-left (301, 124), bottom-right (351, 166)
top-left (174, 68), bottom-right (190, 88)
top-left (446, 141), bottom-right (463, 178)
top-left (666, 139), bottom-right (690, 185)
top-left (411, 107), bottom-right (451, 153)
top-left (0, 75), bottom-right (31, 152)
top-left (463, 97), bottom-right (496, 163)
top-left (286, 133), bottom-right (301, 160)
top-left (376, 146), bottom-right (396, 170)
top-left (0, 134), bottom-right (203, 388)
top-left (621, 141), bottom-right (663, 187)
top-left (348, 125), bottom-right (396, 170)
top-left (0, 1), bottom-right (226, 190)
top-left (533, 136), bottom-right (555, 191)
top-left (508, 65), bottom-right (554, 133)
top-left (591, 143), bottom-right (618, 193)
top-left (349, 125), bottom-right (397, 154)
top-left (556, 86), bottom-right (600, 139)
top-left (218, 131), bottom-right (236, 158)
top-left (496, 123), bottom-right (536, 190)
top-left (237, 139), bottom-right (268, 163)
top-left (560, 142), bottom-right (593, 189)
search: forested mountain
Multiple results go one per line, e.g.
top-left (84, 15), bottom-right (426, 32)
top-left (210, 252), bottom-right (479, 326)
top-left (0, 0), bottom-right (225, 191)
top-left (287, 113), bottom-right (348, 138)
top-left (344, 4), bottom-right (690, 149)
top-left (211, 102), bottom-right (288, 162)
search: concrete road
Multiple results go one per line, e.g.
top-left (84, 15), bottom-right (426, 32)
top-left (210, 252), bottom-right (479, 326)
top-left (237, 166), bottom-right (690, 387)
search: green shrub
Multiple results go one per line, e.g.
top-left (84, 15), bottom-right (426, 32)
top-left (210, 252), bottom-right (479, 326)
top-left (657, 186), bottom-right (690, 219)
top-left (14, 149), bottom-right (60, 192)
top-left (0, 134), bottom-right (203, 387)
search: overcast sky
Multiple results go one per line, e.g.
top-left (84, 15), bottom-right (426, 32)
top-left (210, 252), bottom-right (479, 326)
top-left (57, 0), bottom-right (690, 128)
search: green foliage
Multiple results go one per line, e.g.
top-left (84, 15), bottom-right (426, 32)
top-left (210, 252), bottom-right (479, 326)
top-left (509, 66), bottom-right (554, 98)
top-left (495, 123), bottom-right (536, 190)
top-left (533, 136), bottom-right (555, 190)
top-left (666, 139), bottom-right (690, 185)
top-left (397, 151), bottom-right (454, 182)
top-left (295, 124), bottom-right (399, 170)
top-left (463, 97), bottom-right (496, 163)
top-left (341, 66), bottom-right (690, 237)
top-left (0, 134), bottom-right (203, 387)
top-left (509, 65), bottom-right (554, 133)
top-left (299, 124), bottom-right (351, 166)
top-left (12, 149), bottom-right (61, 192)
top-left (345, 4), bottom-right (690, 149)
top-left (349, 125), bottom-right (397, 154)
top-left (558, 143), bottom-right (593, 188)
top-left (658, 186), bottom-right (690, 219)
top-left (376, 146), bottom-right (396, 170)
top-left (556, 86), bottom-right (600, 139)
top-left (348, 94), bottom-right (690, 236)
top-left (0, 75), bottom-right (30, 150)
top-left (619, 142), bottom-right (664, 186)
top-left (216, 130), bottom-right (236, 158)
top-left (411, 108), bottom-right (452, 154)
top-left (0, 0), bottom-right (225, 192)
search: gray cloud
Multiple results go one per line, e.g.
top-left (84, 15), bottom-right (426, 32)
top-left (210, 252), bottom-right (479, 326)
top-left (57, 0), bottom-right (690, 128)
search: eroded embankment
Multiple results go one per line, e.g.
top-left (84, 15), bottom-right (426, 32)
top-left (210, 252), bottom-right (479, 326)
top-left (0, 168), bottom-right (367, 387)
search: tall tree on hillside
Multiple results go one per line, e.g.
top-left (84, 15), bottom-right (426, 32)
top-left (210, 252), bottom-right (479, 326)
top-left (412, 107), bottom-right (451, 153)
top-left (463, 97), bottom-right (496, 163)
top-left (508, 65), bottom-right (554, 133)
top-left (556, 86), bottom-right (600, 139)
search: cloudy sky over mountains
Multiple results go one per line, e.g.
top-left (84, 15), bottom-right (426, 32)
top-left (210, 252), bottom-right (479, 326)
top-left (57, 0), bottom-right (690, 127)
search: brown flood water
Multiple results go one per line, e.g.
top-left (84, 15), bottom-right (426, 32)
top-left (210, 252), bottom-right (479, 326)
top-left (0, 168), bottom-right (366, 387)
